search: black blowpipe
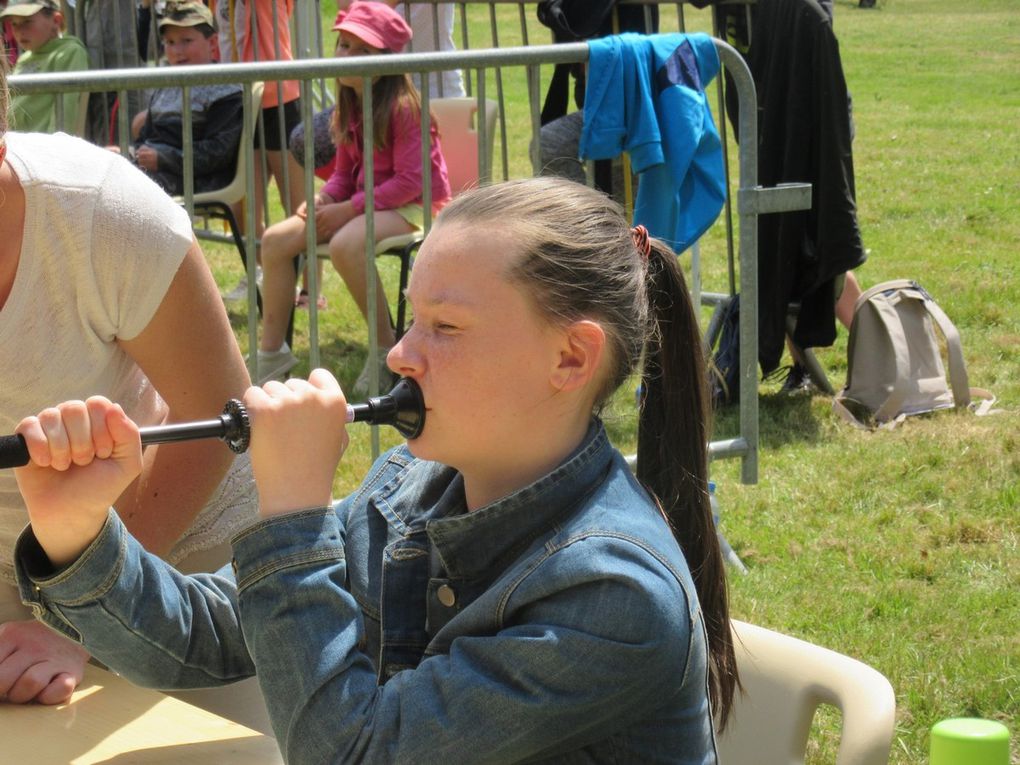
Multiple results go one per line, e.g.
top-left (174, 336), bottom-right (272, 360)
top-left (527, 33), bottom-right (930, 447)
top-left (0, 378), bottom-right (424, 470)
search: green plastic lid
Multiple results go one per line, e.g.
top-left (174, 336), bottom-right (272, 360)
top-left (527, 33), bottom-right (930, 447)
top-left (930, 718), bottom-right (1010, 765)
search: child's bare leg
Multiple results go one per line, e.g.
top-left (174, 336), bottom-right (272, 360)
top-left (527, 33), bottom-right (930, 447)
top-left (259, 215), bottom-right (312, 352)
top-left (836, 271), bottom-right (863, 330)
top-left (263, 148), bottom-right (317, 298)
top-left (328, 211), bottom-right (415, 349)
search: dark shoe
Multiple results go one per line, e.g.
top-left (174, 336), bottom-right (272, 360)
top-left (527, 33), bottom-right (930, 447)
top-left (859, 0), bottom-right (876, 7)
top-left (779, 363), bottom-right (816, 394)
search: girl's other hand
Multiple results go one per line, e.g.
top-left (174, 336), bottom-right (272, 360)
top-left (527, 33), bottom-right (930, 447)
top-left (245, 369), bottom-right (350, 517)
top-left (134, 145), bottom-right (158, 172)
top-left (14, 398), bottom-right (143, 569)
top-left (312, 200), bottom-right (353, 240)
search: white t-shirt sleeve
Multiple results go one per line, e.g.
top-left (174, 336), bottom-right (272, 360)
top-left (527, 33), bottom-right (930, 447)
top-left (87, 155), bottom-right (195, 342)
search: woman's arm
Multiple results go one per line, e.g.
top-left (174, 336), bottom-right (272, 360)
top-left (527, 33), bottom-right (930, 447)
top-left (115, 239), bottom-right (251, 557)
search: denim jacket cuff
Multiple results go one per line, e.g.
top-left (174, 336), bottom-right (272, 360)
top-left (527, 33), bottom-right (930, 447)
top-left (14, 509), bottom-right (125, 640)
top-left (231, 506), bottom-right (345, 592)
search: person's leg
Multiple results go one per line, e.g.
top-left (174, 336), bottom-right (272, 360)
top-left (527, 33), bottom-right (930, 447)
top-left (836, 271), bottom-right (863, 330)
top-left (327, 211), bottom-right (415, 350)
top-left (265, 147), bottom-right (321, 305)
top-left (259, 214), bottom-right (310, 353)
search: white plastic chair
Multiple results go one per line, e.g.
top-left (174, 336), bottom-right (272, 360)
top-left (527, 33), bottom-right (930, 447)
top-left (175, 82), bottom-right (265, 282)
top-left (717, 619), bottom-right (896, 765)
top-left (315, 96), bottom-right (499, 337)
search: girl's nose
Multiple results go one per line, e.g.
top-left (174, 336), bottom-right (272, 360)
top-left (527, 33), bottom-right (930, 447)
top-left (387, 330), bottom-right (422, 380)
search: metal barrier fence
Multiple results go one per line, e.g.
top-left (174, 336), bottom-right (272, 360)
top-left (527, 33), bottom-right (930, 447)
top-left (8, 26), bottom-right (800, 483)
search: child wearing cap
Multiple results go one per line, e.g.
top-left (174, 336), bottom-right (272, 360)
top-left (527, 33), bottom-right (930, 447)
top-left (1, 0), bottom-right (87, 133)
top-left (115, 0), bottom-right (243, 196)
top-left (255, 1), bottom-right (451, 392)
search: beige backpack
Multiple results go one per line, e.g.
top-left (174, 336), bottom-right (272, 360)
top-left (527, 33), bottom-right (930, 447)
top-left (833, 279), bottom-right (995, 429)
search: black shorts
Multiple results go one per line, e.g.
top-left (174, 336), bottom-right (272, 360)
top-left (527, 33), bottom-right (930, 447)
top-left (254, 99), bottom-right (302, 151)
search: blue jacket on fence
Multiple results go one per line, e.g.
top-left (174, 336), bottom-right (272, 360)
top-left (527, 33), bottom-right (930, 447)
top-left (15, 420), bottom-right (717, 763)
top-left (580, 32), bottom-right (726, 252)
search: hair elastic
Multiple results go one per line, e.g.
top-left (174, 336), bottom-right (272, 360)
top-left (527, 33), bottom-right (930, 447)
top-left (631, 224), bottom-right (651, 261)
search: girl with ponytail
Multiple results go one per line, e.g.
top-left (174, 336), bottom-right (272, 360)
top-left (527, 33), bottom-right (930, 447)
top-left (16, 176), bottom-right (736, 762)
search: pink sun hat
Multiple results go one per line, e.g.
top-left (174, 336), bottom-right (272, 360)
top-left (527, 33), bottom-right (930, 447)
top-left (333, 2), bottom-right (413, 54)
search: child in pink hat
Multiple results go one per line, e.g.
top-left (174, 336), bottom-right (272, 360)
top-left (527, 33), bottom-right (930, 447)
top-left (256, 1), bottom-right (451, 392)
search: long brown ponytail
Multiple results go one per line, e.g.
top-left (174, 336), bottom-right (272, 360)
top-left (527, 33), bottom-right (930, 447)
top-left (637, 239), bottom-right (739, 729)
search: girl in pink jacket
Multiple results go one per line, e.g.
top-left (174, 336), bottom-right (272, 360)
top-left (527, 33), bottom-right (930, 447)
top-left (255, 1), bottom-right (450, 392)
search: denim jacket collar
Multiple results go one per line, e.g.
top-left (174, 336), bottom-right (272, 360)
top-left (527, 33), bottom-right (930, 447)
top-left (375, 420), bottom-right (613, 579)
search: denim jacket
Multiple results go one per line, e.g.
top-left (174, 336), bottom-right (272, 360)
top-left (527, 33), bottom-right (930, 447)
top-left (16, 421), bottom-right (718, 764)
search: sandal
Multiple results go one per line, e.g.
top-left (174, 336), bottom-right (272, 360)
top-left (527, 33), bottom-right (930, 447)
top-left (295, 290), bottom-right (328, 310)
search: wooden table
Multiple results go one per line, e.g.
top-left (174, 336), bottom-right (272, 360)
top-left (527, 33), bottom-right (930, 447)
top-left (0, 664), bottom-right (283, 764)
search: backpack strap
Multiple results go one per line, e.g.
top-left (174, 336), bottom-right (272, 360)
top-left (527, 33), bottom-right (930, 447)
top-left (918, 293), bottom-right (971, 408)
top-left (852, 278), bottom-right (917, 313)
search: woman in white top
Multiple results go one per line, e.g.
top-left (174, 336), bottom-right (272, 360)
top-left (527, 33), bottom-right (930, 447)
top-left (0, 67), bottom-right (256, 706)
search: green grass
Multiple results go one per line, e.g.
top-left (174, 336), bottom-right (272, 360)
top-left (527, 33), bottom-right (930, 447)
top-left (202, 2), bottom-right (1019, 761)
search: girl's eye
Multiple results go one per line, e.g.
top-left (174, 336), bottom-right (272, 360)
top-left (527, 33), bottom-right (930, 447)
top-left (403, 317), bottom-right (457, 334)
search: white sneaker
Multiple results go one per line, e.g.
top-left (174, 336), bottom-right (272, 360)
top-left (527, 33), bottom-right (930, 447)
top-left (352, 350), bottom-right (393, 397)
top-left (256, 344), bottom-right (298, 385)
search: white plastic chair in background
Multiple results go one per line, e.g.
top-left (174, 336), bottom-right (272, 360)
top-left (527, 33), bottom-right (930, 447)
top-left (175, 82), bottom-right (265, 282)
top-left (717, 619), bottom-right (896, 765)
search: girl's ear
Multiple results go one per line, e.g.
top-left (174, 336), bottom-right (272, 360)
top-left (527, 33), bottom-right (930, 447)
top-left (551, 320), bottom-right (606, 393)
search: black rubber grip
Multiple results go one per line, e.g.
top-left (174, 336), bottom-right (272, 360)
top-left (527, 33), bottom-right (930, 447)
top-left (0, 434), bottom-right (31, 469)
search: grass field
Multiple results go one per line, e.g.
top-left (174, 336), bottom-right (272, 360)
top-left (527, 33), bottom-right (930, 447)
top-left (204, 1), bottom-right (1019, 761)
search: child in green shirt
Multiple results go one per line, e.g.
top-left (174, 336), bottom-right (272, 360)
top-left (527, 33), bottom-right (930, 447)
top-left (2, 0), bottom-right (88, 133)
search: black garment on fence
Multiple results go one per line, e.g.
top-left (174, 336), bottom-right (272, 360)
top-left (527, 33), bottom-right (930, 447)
top-left (718, 0), bottom-right (866, 375)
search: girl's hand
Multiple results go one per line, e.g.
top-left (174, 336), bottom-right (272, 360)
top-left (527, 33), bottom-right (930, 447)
top-left (244, 369), bottom-right (350, 517)
top-left (134, 145), bottom-right (158, 172)
top-left (14, 398), bottom-right (143, 569)
top-left (312, 200), bottom-right (354, 240)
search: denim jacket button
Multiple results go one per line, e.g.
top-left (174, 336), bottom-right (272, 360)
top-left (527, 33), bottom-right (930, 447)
top-left (437, 584), bottom-right (456, 607)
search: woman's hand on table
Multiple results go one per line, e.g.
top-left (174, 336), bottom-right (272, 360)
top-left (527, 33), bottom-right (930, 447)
top-left (0, 620), bottom-right (89, 705)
